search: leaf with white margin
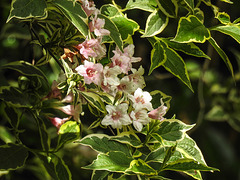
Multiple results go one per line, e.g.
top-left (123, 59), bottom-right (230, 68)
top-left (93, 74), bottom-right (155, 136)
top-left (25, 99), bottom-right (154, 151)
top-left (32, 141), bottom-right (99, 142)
top-left (173, 15), bottom-right (211, 43)
top-left (125, 0), bottom-right (157, 12)
top-left (77, 134), bottom-right (131, 157)
top-left (155, 119), bottom-right (194, 142)
top-left (208, 37), bottom-right (234, 78)
top-left (126, 159), bottom-right (157, 175)
top-left (7, 0), bottom-right (47, 22)
top-left (111, 132), bottom-right (142, 148)
top-left (83, 151), bottom-right (133, 172)
top-left (156, 0), bottom-right (178, 18)
top-left (142, 9), bottom-right (168, 37)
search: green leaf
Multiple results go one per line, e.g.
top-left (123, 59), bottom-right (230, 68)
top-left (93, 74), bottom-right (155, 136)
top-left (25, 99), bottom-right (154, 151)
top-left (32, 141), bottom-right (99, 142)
top-left (78, 134), bottom-right (131, 156)
top-left (156, 119), bottom-right (194, 141)
top-left (163, 159), bottom-right (219, 172)
top-left (100, 4), bottom-right (121, 17)
top-left (80, 91), bottom-right (106, 113)
top-left (142, 9), bottom-right (168, 37)
top-left (98, 14), bottom-right (123, 51)
top-left (150, 90), bottom-right (172, 110)
top-left (208, 37), bottom-right (234, 78)
top-left (228, 113), bottom-right (240, 132)
top-left (110, 15), bottom-right (139, 41)
top-left (0, 126), bottom-right (15, 144)
top-left (173, 15), bottom-right (211, 43)
top-left (52, 0), bottom-right (88, 37)
top-left (125, 0), bottom-right (157, 12)
top-left (205, 105), bottom-right (229, 122)
top-left (97, 91), bottom-right (114, 105)
top-left (162, 38), bottom-right (210, 59)
top-left (0, 87), bottom-right (31, 107)
top-left (91, 170), bottom-right (109, 180)
top-left (156, 0), bottom-right (178, 18)
top-left (4, 106), bottom-right (20, 129)
top-left (7, 0), bottom-right (47, 23)
top-left (84, 151), bottom-right (133, 172)
top-left (126, 159), bottom-right (156, 175)
top-left (183, 0), bottom-right (194, 11)
top-left (57, 121), bottom-right (80, 150)
top-left (211, 24), bottom-right (240, 44)
top-left (220, 0), bottom-right (233, 4)
top-left (111, 132), bottom-right (142, 148)
top-left (37, 153), bottom-right (72, 180)
top-left (175, 134), bottom-right (207, 165)
top-left (148, 41), bottom-right (166, 75)
top-left (37, 116), bottom-right (51, 152)
top-left (183, 170), bottom-right (203, 180)
top-left (215, 12), bottom-right (231, 24)
top-left (0, 143), bottom-right (28, 170)
top-left (161, 42), bottom-right (193, 91)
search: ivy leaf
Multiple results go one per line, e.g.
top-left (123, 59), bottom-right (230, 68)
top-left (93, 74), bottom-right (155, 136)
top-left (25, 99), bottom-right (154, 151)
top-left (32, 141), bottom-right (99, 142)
top-left (162, 38), bottom-right (210, 59)
top-left (208, 37), bottom-right (234, 78)
top-left (125, 0), bottom-right (157, 12)
top-left (0, 143), bottom-right (28, 170)
top-left (155, 119), bottom-right (194, 142)
top-left (57, 121), bottom-right (81, 150)
top-left (98, 14), bottom-right (123, 52)
top-left (142, 9), bottom-right (168, 37)
top-left (161, 42), bottom-right (193, 92)
top-left (126, 159), bottom-right (157, 175)
top-left (52, 0), bottom-right (88, 37)
top-left (148, 41), bottom-right (166, 75)
top-left (173, 15), bottom-right (211, 43)
top-left (163, 159), bottom-right (219, 172)
top-left (78, 134), bottom-right (131, 157)
top-left (84, 151), bottom-right (133, 172)
top-left (156, 0), bottom-right (178, 18)
top-left (7, 0), bottom-right (47, 22)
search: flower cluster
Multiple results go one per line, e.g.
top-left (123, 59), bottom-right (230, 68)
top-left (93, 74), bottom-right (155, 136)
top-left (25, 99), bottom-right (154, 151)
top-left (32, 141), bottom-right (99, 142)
top-left (49, 0), bottom-right (167, 132)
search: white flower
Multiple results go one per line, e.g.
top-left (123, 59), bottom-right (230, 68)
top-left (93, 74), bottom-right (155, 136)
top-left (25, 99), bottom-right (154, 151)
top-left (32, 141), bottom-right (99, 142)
top-left (129, 88), bottom-right (153, 111)
top-left (117, 76), bottom-right (135, 95)
top-left (130, 109), bottom-right (150, 132)
top-left (103, 66), bottom-right (121, 86)
top-left (101, 103), bottom-right (132, 129)
top-left (129, 66), bottom-right (146, 91)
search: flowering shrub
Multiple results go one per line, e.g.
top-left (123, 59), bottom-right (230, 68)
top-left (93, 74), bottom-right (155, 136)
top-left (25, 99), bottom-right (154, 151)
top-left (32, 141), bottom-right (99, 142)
top-left (1, 0), bottom-right (239, 179)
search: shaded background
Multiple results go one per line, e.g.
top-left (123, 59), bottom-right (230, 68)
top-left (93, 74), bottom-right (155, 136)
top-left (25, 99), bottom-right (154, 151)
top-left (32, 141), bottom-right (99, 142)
top-left (0, 0), bottom-right (240, 179)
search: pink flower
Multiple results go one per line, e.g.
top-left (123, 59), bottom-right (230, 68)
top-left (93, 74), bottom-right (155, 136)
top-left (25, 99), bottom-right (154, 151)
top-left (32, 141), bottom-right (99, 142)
top-left (76, 38), bottom-right (106, 60)
top-left (117, 76), bottom-right (135, 94)
top-left (101, 103), bottom-right (132, 129)
top-left (75, 60), bottom-right (103, 85)
top-left (57, 104), bottom-right (82, 122)
top-left (130, 109), bottom-right (150, 132)
top-left (148, 101), bottom-right (167, 121)
top-left (129, 88), bottom-right (153, 111)
top-left (123, 44), bottom-right (142, 63)
top-left (49, 117), bottom-right (70, 130)
top-left (89, 14), bottom-right (110, 37)
top-left (80, 0), bottom-right (97, 17)
top-left (103, 66), bottom-right (121, 86)
top-left (128, 66), bottom-right (146, 91)
top-left (47, 80), bottom-right (61, 99)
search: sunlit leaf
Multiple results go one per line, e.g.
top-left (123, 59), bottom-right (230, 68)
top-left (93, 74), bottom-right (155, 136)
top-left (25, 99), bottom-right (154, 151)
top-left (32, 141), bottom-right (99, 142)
top-left (111, 132), bottom-right (142, 148)
top-left (84, 151), bottom-right (133, 172)
top-left (183, 0), bottom-right (194, 11)
top-left (0, 144), bottom-right (28, 170)
top-left (91, 170), bottom-right (109, 180)
top-left (125, 0), bottom-right (157, 12)
top-left (150, 90), bottom-right (172, 110)
top-left (216, 12), bottom-right (231, 24)
top-left (173, 15), bottom-right (211, 43)
top-left (142, 9), bottom-right (168, 37)
top-left (126, 159), bottom-right (156, 175)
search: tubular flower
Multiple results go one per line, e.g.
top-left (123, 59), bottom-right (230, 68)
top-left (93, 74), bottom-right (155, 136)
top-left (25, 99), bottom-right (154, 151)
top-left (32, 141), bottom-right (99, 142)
top-left (148, 100), bottom-right (167, 121)
top-left (79, 0), bottom-right (97, 17)
top-left (48, 117), bottom-right (71, 130)
top-left (101, 103), bottom-right (132, 129)
top-left (76, 38), bottom-right (106, 60)
top-left (129, 88), bottom-right (153, 111)
top-left (57, 104), bottom-right (82, 122)
top-left (130, 109), bottom-right (150, 132)
top-left (75, 60), bottom-right (103, 85)
top-left (89, 13), bottom-right (110, 37)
